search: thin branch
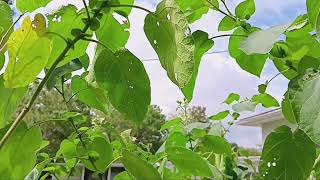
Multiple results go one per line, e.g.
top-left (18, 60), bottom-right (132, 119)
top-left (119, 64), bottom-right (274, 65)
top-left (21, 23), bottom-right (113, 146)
top-left (67, 87), bottom-right (89, 104)
top-left (210, 34), bottom-right (247, 40)
top-left (46, 31), bottom-right (69, 44)
top-left (82, 0), bottom-right (91, 20)
top-left (108, 4), bottom-right (152, 14)
top-left (81, 38), bottom-right (109, 49)
top-left (221, 0), bottom-right (233, 17)
top-left (0, 8), bottom-right (104, 150)
top-left (206, 0), bottom-right (236, 21)
top-left (0, 13), bottom-right (25, 52)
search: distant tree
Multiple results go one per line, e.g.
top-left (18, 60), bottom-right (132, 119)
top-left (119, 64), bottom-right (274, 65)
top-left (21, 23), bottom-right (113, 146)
top-left (175, 99), bottom-right (208, 124)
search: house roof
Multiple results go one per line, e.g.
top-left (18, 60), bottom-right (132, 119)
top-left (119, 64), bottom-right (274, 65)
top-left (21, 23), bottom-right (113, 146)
top-left (236, 108), bottom-right (283, 127)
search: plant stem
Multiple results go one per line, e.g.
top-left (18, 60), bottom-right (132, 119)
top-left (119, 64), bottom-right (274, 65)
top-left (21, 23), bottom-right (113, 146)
top-left (82, 0), bottom-right (91, 20)
top-left (206, 0), bottom-right (236, 21)
top-left (0, 8), bottom-right (102, 150)
top-left (108, 4), bottom-right (152, 14)
top-left (221, 0), bottom-right (233, 17)
top-left (210, 34), bottom-right (247, 40)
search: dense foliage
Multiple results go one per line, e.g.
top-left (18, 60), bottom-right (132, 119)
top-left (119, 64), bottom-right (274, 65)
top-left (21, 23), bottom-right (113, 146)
top-left (0, 0), bottom-right (320, 179)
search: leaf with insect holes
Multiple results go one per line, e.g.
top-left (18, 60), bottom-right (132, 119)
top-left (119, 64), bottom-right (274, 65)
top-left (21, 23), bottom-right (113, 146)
top-left (4, 16), bottom-right (52, 88)
top-left (94, 48), bottom-right (151, 123)
top-left (144, 0), bottom-right (195, 89)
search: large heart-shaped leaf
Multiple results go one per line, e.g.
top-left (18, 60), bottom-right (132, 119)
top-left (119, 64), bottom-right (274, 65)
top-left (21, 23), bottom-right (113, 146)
top-left (94, 48), bottom-right (151, 123)
top-left (259, 126), bottom-right (316, 180)
top-left (4, 16), bottom-right (52, 88)
top-left (144, 0), bottom-right (195, 88)
top-left (285, 68), bottom-right (320, 144)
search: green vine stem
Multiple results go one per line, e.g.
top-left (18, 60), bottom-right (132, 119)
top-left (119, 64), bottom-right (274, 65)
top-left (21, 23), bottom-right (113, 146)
top-left (0, 8), bottom-right (102, 150)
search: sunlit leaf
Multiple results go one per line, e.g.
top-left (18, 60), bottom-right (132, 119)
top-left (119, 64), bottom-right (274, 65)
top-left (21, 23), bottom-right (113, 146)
top-left (94, 48), bottom-right (151, 123)
top-left (16, 0), bottom-right (51, 12)
top-left (223, 93), bottom-right (240, 104)
top-left (176, 0), bottom-right (210, 23)
top-left (259, 126), bottom-right (316, 180)
top-left (209, 110), bottom-right (229, 121)
top-left (144, 0), bottom-right (195, 88)
top-left (4, 16), bottom-right (52, 88)
top-left (218, 16), bottom-right (237, 31)
top-left (306, 0), bottom-right (320, 34)
top-left (251, 93), bottom-right (279, 108)
top-left (182, 30), bottom-right (214, 101)
top-left (235, 0), bottom-right (255, 20)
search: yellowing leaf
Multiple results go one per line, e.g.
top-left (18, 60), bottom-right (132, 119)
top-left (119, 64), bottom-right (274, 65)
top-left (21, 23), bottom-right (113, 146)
top-left (4, 16), bottom-right (52, 88)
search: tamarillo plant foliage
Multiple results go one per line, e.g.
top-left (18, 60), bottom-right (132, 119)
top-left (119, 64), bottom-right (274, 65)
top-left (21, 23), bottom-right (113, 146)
top-left (0, 0), bottom-right (320, 179)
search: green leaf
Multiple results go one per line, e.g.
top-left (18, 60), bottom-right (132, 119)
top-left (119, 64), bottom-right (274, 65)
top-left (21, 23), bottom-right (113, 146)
top-left (0, 53), bottom-right (4, 71)
top-left (0, 1), bottom-right (12, 51)
top-left (240, 23), bottom-right (291, 55)
top-left (224, 93), bottom-right (240, 104)
top-left (80, 137), bottom-right (113, 172)
top-left (200, 135), bottom-right (232, 156)
top-left (258, 84), bottom-right (267, 93)
top-left (307, 0), bottom-right (320, 32)
top-left (0, 122), bottom-right (43, 179)
top-left (96, 12), bottom-right (130, 52)
top-left (46, 5), bottom-right (91, 68)
top-left (71, 76), bottom-right (108, 114)
top-left (166, 146), bottom-right (212, 177)
top-left (229, 27), bottom-right (268, 76)
top-left (285, 68), bottom-right (320, 144)
top-left (182, 30), bottom-right (214, 101)
top-left (121, 150), bottom-right (161, 180)
top-left (259, 126), bottom-right (316, 179)
top-left (46, 59), bottom-right (82, 89)
top-left (16, 0), bottom-right (51, 12)
top-left (166, 132), bottom-right (187, 148)
top-left (113, 171), bottom-right (132, 180)
top-left (175, 0), bottom-right (210, 23)
top-left (209, 110), bottom-right (229, 121)
top-left (160, 118), bottom-right (183, 132)
top-left (235, 0), bottom-right (255, 20)
top-left (144, 0), bottom-right (195, 88)
top-left (232, 101), bottom-right (256, 112)
top-left (218, 16), bottom-right (237, 31)
top-left (4, 16), bottom-right (52, 88)
top-left (79, 53), bottom-right (90, 70)
top-left (94, 48), bottom-right (151, 123)
top-left (251, 93), bottom-right (279, 108)
top-left (62, 112), bottom-right (87, 125)
top-left (281, 92), bottom-right (296, 124)
top-left (0, 76), bottom-right (27, 128)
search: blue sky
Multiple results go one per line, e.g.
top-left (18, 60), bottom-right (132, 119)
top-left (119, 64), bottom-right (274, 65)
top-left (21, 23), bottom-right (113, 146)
top-left (2, 0), bottom-right (307, 148)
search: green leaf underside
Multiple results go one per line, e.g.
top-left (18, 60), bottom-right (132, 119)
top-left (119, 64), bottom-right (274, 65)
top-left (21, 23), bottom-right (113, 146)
top-left (286, 68), bottom-right (320, 144)
top-left (218, 16), bottom-right (237, 31)
top-left (229, 27), bottom-right (268, 76)
top-left (239, 23), bottom-right (291, 55)
top-left (166, 146), bottom-right (212, 177)
top-left (4, 17), bottom-right (52, 88)
top-left (201, 135), bottom-right (232, 156)
top-left (94, 48), bottom-right (151, 123)
top-left (175, 0), bottom-right (210, 23)
top-left (16, 0), bottom-right (51, 12)
top-left (0, 76), bottom-right (27, 128)
top-left (224, 93), bottom-right (240, 104)
top-left (232, 101), bottom-right (256, 112)
top-left (46, 5), bottom-right (91, 68)
top-left (144, 0), bottom-right (195, 88)
top-left (121, 150), bottom-right (161, 180)
top-left (71, 76), bottom-right (108, 114)
top-left (209, 110), bottom-right (229, 121)
top-left (252, 93), bottom-right (279, 108)
top-left (0, 122), bottom-right (43, 179)
top-left (182, 30), bottom-right (214, 101)
top-left (259, 126), bottom-right (316, 180)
